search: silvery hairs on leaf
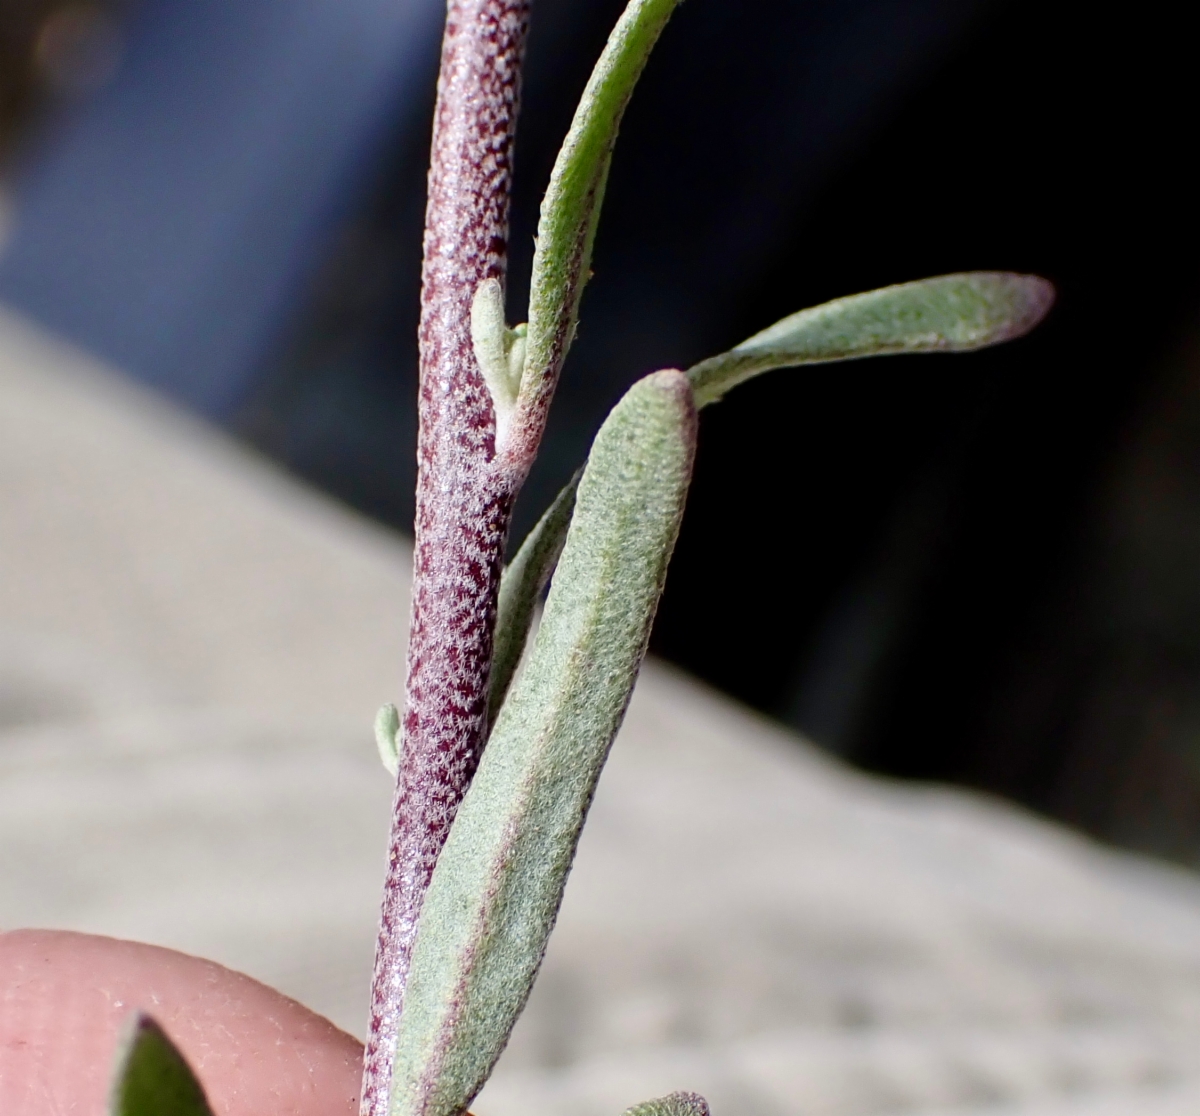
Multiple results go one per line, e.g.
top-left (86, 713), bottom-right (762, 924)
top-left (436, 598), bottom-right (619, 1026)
top-left (471, 277), bottom-right (527, 450)
top-left (369, 1), bottom-right (683, 1108)
top-left (492, 271), bottom-right (1055, 675)
top-left (109, 1013), bottom-right (213, 1116)
top-left (624, 1092), bottom-right (712, 1116)
top-left (388, 370), bottom-right (697, 1116)
top-left (503, 0), bottom-right (681, 473)
top-left (688, 271), bottom-right (1055, 406)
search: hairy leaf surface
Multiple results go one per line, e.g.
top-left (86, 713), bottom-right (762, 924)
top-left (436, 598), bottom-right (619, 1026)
top-left (624, 1092), bottom-right (712, 1116)
top-left (520, 0), bottom-right (680, 420)
top-left (390, 371), bottom-right (697, 1116)
top-left (688, 272), bottom-right (1054, 406)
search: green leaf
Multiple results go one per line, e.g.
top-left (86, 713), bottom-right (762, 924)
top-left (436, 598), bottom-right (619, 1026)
top-left (109, 1013), bottom-right (214, 1116)
top-left (496, 272), bottom-right (1051, 619)
top-left (521, 0), bottom-right (681, 413)
top-left (624, 1092), bottom-right (712, 1116)
top-left (376, 702), bottom-right (401, 777)
top-left (390, 370), bottom-right (697, 1116)
top-left (488, 471), bottom-right (580, 726)
top-left (687, 271), bottom-right (1055, 407)
top-left (471, 278), bottom-right (527, 445)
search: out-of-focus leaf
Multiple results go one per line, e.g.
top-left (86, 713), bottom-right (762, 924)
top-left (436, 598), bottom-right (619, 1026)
top-left (108, 1013), bottom-right (213, 1116)
top-left (624, 1092), bottom-right (712, 1116)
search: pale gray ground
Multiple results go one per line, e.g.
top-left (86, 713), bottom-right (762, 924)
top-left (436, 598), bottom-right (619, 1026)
top-left (3, 306), bottom-right (1200, 1115)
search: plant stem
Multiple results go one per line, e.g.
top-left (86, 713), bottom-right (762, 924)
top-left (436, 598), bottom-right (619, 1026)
top-left (361, 3), bottom-right (530, 1113)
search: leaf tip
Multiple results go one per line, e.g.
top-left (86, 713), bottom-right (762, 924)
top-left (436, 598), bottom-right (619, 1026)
top-left (984, 271), bottom-right (1056, 342)
top-left (641, 366), bottom-right (698, 430)
top-left (109, 1011), bottom-right (213, 1116)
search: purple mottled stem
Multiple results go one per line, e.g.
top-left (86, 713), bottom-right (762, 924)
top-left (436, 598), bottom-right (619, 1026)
top-left (361, 2), bottom-right (531, 1114)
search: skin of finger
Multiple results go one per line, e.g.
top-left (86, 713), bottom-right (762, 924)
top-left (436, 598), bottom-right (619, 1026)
top-left (0, 929), bottom-right (362, 1115)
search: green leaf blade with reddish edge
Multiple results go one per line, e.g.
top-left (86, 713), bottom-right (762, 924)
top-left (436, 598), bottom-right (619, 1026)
top-left (688, 271), bottom-right (1055, 407)
top-left (390, 370), bottom-right (697, 1116)
top-left (108, 1013), bottom-right (213, 1116)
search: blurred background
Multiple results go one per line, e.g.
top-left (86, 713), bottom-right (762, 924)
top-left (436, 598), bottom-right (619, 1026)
top-left (3, 0), bottom-right (1199, 864)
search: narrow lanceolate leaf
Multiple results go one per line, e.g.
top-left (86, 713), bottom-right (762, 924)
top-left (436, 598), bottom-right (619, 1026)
top-left (492, 273), bottom-right (1055, 607)
top-left (506, 0), bottom-right (680, 474)
top-left (488, 471), bottom-right (581, 726)
top-left (688, 272), bottom-right (1056, 407)
top-left (624, 1092), bottom-right (712, 1116)
top-left (390, 370), bottom-right (697, 1116)
top-left (109, 1013), bottom-right (213, 1116)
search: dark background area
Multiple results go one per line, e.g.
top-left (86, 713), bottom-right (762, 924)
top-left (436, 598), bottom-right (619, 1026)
top-left (4, 0), bottom-right (1200, 861)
